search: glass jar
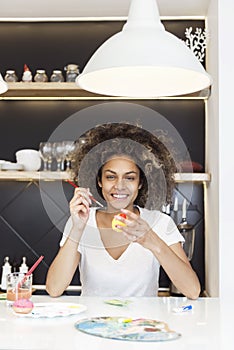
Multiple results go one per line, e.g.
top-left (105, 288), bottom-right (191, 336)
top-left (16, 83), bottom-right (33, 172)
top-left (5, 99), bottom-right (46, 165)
top-left (177, 221), bottom-right (195, 261)
top-left (34, 70), bottom-right (48, 82)
top-left (4, 70), bottom-right (18, 82)
top-left (64, 64), bottom-right (79, 82)
top-left (50, 70), bottom-right (64, 82)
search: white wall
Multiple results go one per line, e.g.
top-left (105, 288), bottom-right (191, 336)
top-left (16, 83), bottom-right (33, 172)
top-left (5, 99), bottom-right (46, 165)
top-left (206, 0), bottom-right (219, 297)
top-left (218, 0), bottom-right (234, 298)
top-left (207, 0), bottom-right (234, 298)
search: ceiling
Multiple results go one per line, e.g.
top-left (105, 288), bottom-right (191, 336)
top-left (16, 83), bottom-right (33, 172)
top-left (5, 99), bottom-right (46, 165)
top-left (0, 0), bottom-right (212, 19)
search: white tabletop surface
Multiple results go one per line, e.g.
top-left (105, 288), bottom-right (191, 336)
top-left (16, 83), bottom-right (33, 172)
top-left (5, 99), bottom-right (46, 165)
top-left (0, 295), bottom-right (232, 349)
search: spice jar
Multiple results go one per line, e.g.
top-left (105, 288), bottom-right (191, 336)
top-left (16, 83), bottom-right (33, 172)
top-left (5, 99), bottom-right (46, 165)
top-left (4, 70), bottom-right (18, 82)
top-left (34, 70), bottom-right (48, 82)
top-left (64, 64), bottom-right (79, 82)
top-left (50, 70), bottom-right (64, 82)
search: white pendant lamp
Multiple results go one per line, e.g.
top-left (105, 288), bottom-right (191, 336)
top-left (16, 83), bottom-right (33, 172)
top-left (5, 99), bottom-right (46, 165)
top-left (77, 0), bottom-right (212, 97)
top-left (0, 73), bottom-right (8, 94)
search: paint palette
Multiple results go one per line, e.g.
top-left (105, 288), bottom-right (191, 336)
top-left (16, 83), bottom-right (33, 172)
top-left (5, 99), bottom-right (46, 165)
top-left (75, 316), bottom-right (181, 342)
top-left (12, 303), bottom-right (87, 318)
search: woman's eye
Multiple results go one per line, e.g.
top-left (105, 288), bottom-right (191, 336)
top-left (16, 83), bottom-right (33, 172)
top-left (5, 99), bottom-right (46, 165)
top-left (125, 177), bottom-right (135, 181)
top-left (106, 175), bottom-right (115, 180)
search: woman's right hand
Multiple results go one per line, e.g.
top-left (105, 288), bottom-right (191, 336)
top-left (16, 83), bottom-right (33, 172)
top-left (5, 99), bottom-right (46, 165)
top-left (69, 187), bottom-right (92, 232)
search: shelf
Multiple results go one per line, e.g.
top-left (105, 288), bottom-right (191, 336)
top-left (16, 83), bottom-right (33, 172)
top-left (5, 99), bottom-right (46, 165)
top-left (174, 172), bottom-right (211, 183)
top-left (0, 171), bottom-right (71, 181)
top-left (0, 171), bottom-right (211, 183)
top-left (0, 82), bottom-right (211, 100)
top-left (1, 82), bottom-right (99, 99)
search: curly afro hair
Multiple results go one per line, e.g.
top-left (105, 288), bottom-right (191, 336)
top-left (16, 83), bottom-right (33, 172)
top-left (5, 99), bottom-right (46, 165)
top-left (72, 122), bottom-right (177, 210)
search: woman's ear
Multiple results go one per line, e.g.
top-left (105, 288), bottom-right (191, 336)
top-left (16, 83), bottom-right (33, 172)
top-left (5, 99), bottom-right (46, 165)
top-left (98, 179), bottom-right (102, 187)
top-left (138, 182), bottom-right (142, 189)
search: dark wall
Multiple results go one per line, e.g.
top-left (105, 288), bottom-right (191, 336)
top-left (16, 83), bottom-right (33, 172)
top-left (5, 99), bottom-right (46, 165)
top-left (0, 100), bottom-right (205, 166)
top-left (0, 20), bottom-right (205, 78)
top-left (0, 180), bottom-right (205, 291)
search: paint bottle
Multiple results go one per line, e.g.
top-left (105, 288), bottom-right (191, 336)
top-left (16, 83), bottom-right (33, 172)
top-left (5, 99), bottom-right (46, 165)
top-left (1, 257), bottom-right (12, 291)
top-left (19, 256), bottom-right (28, 273)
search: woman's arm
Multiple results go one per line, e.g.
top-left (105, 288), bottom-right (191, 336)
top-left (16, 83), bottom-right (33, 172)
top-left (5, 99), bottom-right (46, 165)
top-left (46, 234), bottom-right (81, 297)
top-left (118, 209), bottom-right (201, 299)
top-left (46, 187), bottom-right (92, 297)
top-left (145, 234), bottom-right (200, 299)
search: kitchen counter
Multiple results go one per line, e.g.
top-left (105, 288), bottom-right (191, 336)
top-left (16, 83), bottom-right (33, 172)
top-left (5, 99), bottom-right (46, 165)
top-left (0, 295), bottom-right (232, 349)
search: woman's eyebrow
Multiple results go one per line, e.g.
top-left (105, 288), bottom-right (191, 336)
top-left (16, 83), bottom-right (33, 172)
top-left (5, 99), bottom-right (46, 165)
top-left (103, 169), bottom-right (116, 174)
top-left (104, 169), bottom-right (138, 175)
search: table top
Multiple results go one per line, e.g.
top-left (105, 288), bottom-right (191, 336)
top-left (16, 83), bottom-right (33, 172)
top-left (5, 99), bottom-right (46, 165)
top-left (0, 295), bottom-right (232, 349)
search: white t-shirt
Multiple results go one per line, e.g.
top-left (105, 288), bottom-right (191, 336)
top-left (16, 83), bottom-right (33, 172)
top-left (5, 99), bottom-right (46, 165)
top-left (60, 207), bottom-right (184, 297)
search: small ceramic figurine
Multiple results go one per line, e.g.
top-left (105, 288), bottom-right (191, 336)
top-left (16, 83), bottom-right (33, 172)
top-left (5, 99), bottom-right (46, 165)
top-left (22, 64), bottom-right (32, 82)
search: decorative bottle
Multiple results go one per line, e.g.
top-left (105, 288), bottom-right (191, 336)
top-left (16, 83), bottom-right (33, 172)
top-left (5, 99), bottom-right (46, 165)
top-left (19, 257), bottom-right (28, 273)
top-left (171, 196), bottom-right (178, 225)
top-left (64, 64), bottom-right (79, 82)
top-left (1, 257), bottom-right (12, 291)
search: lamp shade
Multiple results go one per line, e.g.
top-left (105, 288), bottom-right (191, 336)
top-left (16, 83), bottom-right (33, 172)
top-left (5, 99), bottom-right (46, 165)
top-left (0, 73), bottom-right (8, 94)
top-left (77, 0), bottom-right (212, 97)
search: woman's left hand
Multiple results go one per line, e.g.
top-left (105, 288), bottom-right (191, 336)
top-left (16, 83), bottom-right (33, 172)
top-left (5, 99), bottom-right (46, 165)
top-left (115, 209), bottom-right (152, 243)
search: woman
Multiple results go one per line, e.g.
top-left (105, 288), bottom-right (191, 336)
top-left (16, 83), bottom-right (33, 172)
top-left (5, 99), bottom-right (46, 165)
top-left (46, 123), bottom-right (200, 299)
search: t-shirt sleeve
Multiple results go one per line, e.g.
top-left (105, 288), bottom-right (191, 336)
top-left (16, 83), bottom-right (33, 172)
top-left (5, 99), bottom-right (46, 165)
top-left (153, 213), bottom-right (185, 246)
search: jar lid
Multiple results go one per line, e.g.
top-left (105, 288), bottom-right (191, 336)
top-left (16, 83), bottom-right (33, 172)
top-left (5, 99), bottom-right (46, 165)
top-left (52, 70), bottom-right (63, 74)
top-left (65, 64), bottom-right (79, 70)
top-left (36, 69), bottom-right (46, 73)
top-left (6, 70), bottom-right (15, 74)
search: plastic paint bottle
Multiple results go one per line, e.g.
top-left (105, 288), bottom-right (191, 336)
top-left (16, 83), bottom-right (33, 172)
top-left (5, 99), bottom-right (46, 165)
top-left (1, 257), bottom-right (12, 291)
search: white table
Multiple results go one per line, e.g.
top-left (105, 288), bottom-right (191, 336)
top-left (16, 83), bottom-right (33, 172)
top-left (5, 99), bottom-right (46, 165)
top-left (0, 295), bottom-right (232, 349)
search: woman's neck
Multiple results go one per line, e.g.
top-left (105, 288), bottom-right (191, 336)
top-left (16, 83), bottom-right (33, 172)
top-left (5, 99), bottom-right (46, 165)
top-left (104, 205), bottom-right (138, 216)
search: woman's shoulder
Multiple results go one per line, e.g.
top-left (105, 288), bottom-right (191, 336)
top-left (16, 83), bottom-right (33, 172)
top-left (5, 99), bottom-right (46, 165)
top-left (138, 206), bottom-right (174, 226)
top-left (138, 206), bottom-right (162, 218)
top-left (139, 207), bottom-right (182, 243)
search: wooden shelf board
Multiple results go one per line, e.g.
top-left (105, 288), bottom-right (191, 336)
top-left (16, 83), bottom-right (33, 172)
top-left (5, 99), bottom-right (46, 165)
top-left (0, 171), bottom-right (71, 181)
top-left (0, 82), bottom-right (211, 100)
top-left (7, 82), bottom-right (78, 90)
top-left (2, 82), bottom-right (99, 98)
top-left (0, 171), bottom-right (211, 183)
top-left (174, 172), bottom-right (211, 183)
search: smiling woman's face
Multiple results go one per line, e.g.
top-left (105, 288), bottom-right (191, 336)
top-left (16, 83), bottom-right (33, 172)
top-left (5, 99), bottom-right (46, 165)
top-left (98, 156), bottom-right (142, 212)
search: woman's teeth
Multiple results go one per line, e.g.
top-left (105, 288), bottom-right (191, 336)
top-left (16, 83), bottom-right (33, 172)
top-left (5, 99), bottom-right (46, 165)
top-left (112, 194), bottom-right (128, 199)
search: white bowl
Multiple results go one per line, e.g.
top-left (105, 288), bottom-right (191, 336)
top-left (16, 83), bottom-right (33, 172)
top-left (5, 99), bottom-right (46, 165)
top-left (1, 163), bottom-right (24, 171)
top-left (16, 149), bottom-right (41, 171)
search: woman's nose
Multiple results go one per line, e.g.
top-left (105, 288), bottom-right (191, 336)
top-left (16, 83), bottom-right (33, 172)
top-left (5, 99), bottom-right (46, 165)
top-left (114, 178), bottom-right (125, 189)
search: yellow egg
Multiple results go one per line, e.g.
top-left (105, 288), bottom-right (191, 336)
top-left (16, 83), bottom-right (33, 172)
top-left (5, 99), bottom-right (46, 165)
top-left (112, 217), bottom-right (126, 232)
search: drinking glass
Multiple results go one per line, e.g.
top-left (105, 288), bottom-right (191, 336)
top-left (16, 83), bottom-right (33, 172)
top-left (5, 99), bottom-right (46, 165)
top-left (39, 142), bottom-right (53, 171)
top-left (52, 142), bottom-right (66, 171)
top-left (6, 272), bottom-right (32, 306)
top-left (64, 141), bottom-right (77, 170)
